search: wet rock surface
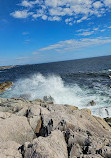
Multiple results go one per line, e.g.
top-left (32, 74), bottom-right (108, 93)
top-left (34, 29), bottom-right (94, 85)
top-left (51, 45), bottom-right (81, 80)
top-left (0, 81), bottom-right (13, 94)
top-left (0, 97), bottom-right (111, 158)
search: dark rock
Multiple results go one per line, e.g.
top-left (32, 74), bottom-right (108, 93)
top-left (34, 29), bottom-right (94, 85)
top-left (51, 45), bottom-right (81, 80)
top-left (104, 117), bottom-right (111, 127)
top-left (64, 129), bottom-right (75, 156)
top-left (43, 96), bottom-right (54, 103)
top-left (34, 115), bottom-right (53, 138)
top-left (88, 100), bottom-right (96, 106)
top-left (97, 146), bottom-right (111, 158)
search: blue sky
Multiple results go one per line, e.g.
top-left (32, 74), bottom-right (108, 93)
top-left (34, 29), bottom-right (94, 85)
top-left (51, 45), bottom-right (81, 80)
top-left (0, 0), bottom-right (111, 66)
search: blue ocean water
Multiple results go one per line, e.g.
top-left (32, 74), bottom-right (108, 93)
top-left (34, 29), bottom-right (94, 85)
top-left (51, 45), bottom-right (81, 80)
top-left (0, 55), bottom-right (111, 117)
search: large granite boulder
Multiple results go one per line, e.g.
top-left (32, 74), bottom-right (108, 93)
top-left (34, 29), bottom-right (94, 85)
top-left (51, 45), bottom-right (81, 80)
top-left (0, 114), bottom-right (34, 144)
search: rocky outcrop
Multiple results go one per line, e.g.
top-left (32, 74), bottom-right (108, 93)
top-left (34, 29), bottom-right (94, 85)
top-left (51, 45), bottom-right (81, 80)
top-left (0, 97), bottom-right (111, 157)
top-left (0, 81), bottom-right (13, 94)
top-left (19, 130), bottom-right (68, 158)
top-left (0, 65), bottom-right (16, 70)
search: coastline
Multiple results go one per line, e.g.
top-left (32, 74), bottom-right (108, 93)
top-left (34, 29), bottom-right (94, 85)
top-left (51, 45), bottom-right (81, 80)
top-left (0, 65), bottom-right (16, 70)
top-left (0, 97), bottom-right (111, 157)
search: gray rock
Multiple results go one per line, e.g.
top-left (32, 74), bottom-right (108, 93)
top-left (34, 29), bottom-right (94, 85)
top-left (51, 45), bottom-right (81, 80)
top-left (0, 141), bottom-right (22, 158)
top-left (0, 98), bottom-right (30, 113)
top-left (0, 114), bottom-right (34, 144)
top-left (97, 146), bottom-right (111, 158)
top-left (43, 96), bottom-right (54, 103)
top-left (21, 130), bottom-right (68, 158)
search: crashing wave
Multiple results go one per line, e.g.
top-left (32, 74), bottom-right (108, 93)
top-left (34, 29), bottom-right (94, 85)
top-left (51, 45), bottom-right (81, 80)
top-left (0, 73), bottom-right (111, 118)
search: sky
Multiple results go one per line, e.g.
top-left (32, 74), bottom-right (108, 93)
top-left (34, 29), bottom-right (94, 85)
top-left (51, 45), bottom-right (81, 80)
top-left (0, 0), bottom-right (111, 66)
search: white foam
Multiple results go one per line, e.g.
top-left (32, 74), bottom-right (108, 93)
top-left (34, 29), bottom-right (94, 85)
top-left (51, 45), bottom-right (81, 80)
top-left (2, 73), bottom-right (111, 118)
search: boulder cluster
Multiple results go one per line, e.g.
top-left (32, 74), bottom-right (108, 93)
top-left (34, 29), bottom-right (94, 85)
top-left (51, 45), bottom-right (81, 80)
top-left (0, 97), bottom-right (111, 158)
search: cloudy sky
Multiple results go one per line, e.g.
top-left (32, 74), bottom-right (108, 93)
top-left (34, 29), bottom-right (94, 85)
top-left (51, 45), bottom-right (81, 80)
top-left (0, 0), bottom-right (111, 66)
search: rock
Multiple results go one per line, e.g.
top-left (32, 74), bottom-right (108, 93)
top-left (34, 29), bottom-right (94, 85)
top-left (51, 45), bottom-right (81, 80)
top-left (43, 95), bottom-right (54, 103)
top-left (0, 141), bottom-right (22, 158)
top-left (28, 104), bottom-right (50, 133)
top-left (0, 65), bottom-right (16, 70)
top-left (0, 111), bottom-right (12, 120)
top-left (41, 107), bottom-right (111, 138)
top-left (64, 104), bottom-right (78, 111)
top-left (64, 129), bottom-right (75, 156)
top-left (97, 146), bottom-right (111, 158)
top-left (34, 115), bottom-right (53, 138)
top-left (88, 100), bottom-right (96, 106)
top-left (104, 117), bottom-right (111, 127)
top-left (0, 98), bottom-right (30, 113)
top-left (0, 114), bottom-right (34, 144)
top-left (0, 81), bottom-right (13, 94)
top-left (82, 109), bottom-right (91, 115)
top-left (83, 154), bottom-right (103, 158)
top-left (19, 94), bottom-right (31, 100)
top-left (70, 143), bottom-right (83, 158)
top-left (0, 98), bottom-right (111, 157)
top-left (94, 116), bottom-right (111, 131)
top-left (21, 130), bottom-right (68, 158)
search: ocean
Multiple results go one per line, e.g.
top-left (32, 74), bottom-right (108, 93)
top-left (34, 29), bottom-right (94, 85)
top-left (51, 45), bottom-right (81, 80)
top-left (0, 55), bottom-right (111, 118)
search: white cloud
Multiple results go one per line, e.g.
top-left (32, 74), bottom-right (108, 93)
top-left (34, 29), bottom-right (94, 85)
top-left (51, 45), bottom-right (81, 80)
top-left (104, 0), bottom-right (111, 7)
top-left (48, 16), bottom-right (61, 21)
top-left (11, 0), bottom-right (111, 24)
top-left (100, 29), bottom-right (106, 32)
top-left (76, 27), bottom-right (107, 36)
top-left (33, 37), bottom-right (111, 53)
top-left (20, 0), bottom-right (39, 7)
top-left (42, 15), bottom-right (47, 20)
top-left (78, 31), bottom-right (94, 36)
top-left (22, 32), bottom-right (30, 35)
top-left (93, 1), bottom-right (103, 8)
top-left (76, 16), bottom-right (88, 23)
top-left (11, 10), bottom-right (32, 18)
top-left (20, 0), bottom-right (33, 7)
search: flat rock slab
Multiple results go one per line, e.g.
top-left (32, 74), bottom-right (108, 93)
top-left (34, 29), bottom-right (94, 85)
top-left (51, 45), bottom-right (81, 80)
top-left (0, 115), bottom-right (34, 144)
top-left (0, 141), bottom-right (22, 158)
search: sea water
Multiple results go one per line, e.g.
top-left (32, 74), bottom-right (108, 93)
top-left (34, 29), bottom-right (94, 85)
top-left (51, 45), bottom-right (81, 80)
top-left (0, 55), bottom-right (111, 118)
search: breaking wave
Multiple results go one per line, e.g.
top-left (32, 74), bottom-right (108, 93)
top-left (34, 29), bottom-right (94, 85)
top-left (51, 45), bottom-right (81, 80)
top-left (1, 73), bottom-right (111, 118)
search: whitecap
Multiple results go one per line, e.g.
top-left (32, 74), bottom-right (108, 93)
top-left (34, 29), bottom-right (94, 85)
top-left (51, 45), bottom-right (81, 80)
top-left (2, 73), bottom-right (111, 118)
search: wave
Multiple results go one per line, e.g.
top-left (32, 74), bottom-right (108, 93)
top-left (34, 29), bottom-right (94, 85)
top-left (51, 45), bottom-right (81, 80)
top-left (1, 73), bottom-right (111, 118)
top-left (64, 70), bottom-right (111, 79)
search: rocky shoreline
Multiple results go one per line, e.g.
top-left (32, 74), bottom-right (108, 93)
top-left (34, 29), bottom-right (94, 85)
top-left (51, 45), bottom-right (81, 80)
top-left (0, 65), bottom-right (16, 70)
top-left (0, 97), bottom-right (111, 158)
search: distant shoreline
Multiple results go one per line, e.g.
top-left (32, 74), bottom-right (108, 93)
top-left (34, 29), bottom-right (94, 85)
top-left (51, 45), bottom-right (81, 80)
top-left (0, 55), bottom-right (111, 68)
top-left (0, 65), bottom-right (17, 70)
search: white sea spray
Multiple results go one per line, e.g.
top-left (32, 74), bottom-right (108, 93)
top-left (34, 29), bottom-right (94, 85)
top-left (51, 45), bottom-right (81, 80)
top-left (1, 73), bottom-right (111, 118)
